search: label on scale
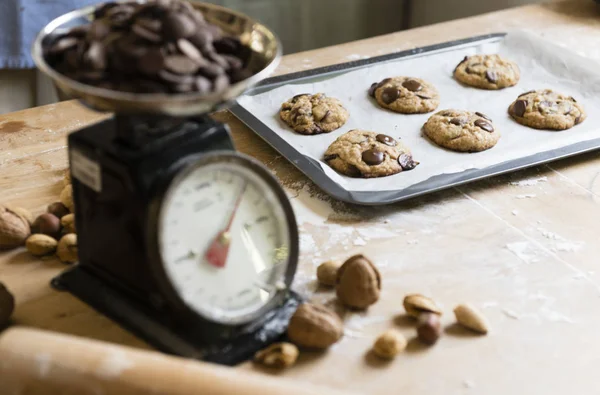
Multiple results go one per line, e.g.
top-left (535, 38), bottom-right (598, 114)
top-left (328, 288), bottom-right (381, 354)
top-left (71, 149), bottom-right (102, 192)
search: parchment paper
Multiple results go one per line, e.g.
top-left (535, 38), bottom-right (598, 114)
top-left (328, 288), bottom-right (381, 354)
top-left (237, 31), bottom-right (600, 193)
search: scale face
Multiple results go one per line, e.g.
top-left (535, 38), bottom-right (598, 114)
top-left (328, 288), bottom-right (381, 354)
top-left (156, 154), bottom-right (293, 325)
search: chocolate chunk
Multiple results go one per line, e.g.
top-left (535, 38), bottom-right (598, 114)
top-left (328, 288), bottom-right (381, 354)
top-left (48, 37), bottom-right (78, 55)
top-left (346, 164), bottom-right (362, 178)
top-left (402, 79), bottom-right (422, 92)
top-left (134, 17), bottom-right (162, 32)
top-left (485, 70), bottom-right (498, 83)
top-left (575, 115), bottom-right (582, 124)
top-left (512, 100), bottom-right (528, 117)
top-left (416, 94), bottom-right (431, 100)
top-left (376, 78), bottom-right (392, 88)
top-left (221, 54), bottom-right (243, 70)
top-left (475, 112), bottom-right (492, 122)
top-left (376, 134), bottom-right (397, 146)
top-left (362, 149), bottom-right (385, 165)
top-left (158, 69), bottom-right (194, 85)
top-left (311, 124), bottom-right (323, 134)
top-left (132, 23), bottom-right (162, 42)
top-left (381, 88), bottom-right (399, 104)
top-left (474, 119), bottom-right (494, 133)
top-left (83, 41), bottom-right (107, 70)
top-left (450, 117), bottom-right (467, 126)
top-left (368, 82), bottom-right (378, 97)
top-left (87, 21), bottom-right (111, 41)
top-left (163, 12), bottom-right (197, 40)
top-left (189, 29), bottom-right (213, 51)
top-left (323, 154), bottom-right (338, 161)
top-left (195, 76), bottom-right (212, 93)
top-left (570, 96), bottom-right (577, 103)
top-left (165, 55), bottom-right (200, 74)
top-left (398, 154), bottom-right (418, 170)
top-left (214, 37), bottom-right (241, 55)
top-left (177, 38), bottom-right (204, 63)
top-left (465, 63), bottom-right (481, 74)
top-left (519, 90), bottom-right (536, 97)
top-left (138, 49), bottom-right (166, 75)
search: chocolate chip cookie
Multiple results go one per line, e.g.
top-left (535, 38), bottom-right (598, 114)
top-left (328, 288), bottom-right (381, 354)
top-left (454, 54), bottom-right (520, 90)
top-left (423, 110), bottom-right (500, 152)
top-left (508, 89), bottom-right (585, 130)
top-left (280, 93), bottom-right (349, 135)
top-left (324, 130), bottom-right (419, 178)
top-left (368, 77), bottom-right (440, 114)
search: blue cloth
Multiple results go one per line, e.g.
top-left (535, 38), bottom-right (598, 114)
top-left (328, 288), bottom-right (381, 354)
top-left (0, 0), bottom-right (99, 69)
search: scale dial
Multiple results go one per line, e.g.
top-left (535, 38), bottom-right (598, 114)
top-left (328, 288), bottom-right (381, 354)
top-left (156, 153), bottom-right (297, 325)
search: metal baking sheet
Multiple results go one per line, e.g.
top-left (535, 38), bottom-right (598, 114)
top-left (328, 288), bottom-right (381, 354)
top-left (230, 33), bottom-right (600, 205)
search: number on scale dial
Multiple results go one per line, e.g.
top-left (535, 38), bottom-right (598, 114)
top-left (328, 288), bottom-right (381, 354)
top-left (158, 159), bottom-right (292, 324)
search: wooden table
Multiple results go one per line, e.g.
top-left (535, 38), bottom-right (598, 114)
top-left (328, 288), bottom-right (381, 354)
top-left (2, 1), bottom-right (600, 393)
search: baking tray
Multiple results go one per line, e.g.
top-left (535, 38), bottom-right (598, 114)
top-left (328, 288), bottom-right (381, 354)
top-left (230, 33), bottom-right (600, 205)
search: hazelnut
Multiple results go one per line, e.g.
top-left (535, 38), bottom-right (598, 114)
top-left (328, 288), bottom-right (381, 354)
top-left (47, 202), bottom-right (70, 219)
top-left (403, 294), bottom-right (442, 318)
top-left (0, 282), bottom-right (14, 328)
top-left (60, 184), bottom-right (74, 213)
top-left (416, 313), bottom-right (442, 345)
top-left (57, 233), bottom-right (78, 264)
top-left (254, 342), bottom-right (299, 368)
top-left (0, 205), bottom-right (31, 250)
top-left (316, 260), bottom-right (341, 286)
top-left (287, 303), bottom-right (343, 349)
top-left (26, 234), bottom-right (58, 256)
top-left (336, 254), bottom-right (381, 309)
top-left (61, 214), bottom-right (76, 234)
top-left (372, 329), bottom-right (407, 359)
top-left (32, 213), bottom-right (61, 239)
top-left (454, 304), bottom-right (489, 334)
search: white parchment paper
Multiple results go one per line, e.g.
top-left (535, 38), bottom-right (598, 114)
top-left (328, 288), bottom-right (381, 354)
top-left (238, 31), bottom-right (600, 193)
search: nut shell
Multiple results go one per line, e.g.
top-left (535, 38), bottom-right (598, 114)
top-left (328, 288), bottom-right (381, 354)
top-left (6, 205), bottom-right (33, 226)
top-left (0, 205), bottom-right (31, 250)
top-left (316, 260), bottom-right (341, 286)
top-left (373, 329), bottom-right (407, 359)
top-left (287, 303), bottom-right (343, 349)
top-left (61, 214), bottom-right (76, 234)
top-left (60, 184), bottom-right (74, 213)
top-left (26, 234), bottom-right (58, 256)
top-left (454, 304), bottom-right (489, 334)
top-left (0, 282), bottom-right (15, 328)
top-left (336, 254), bottom-right (381, 309)
top-left (57, 233), bottom-right (78, 264)
top-left (403, 294), bottom-right (442, 318)
top-left (254, 342), bottom-right (299, 368)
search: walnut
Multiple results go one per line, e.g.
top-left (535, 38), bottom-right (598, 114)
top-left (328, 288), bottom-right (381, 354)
top-left (0, 205), bottom-right (31, 250)
top-left (254, 342), bottom-right (299, 369)
top-left (336, 254), bottom-right (381, 309)
top-left (287, 303), bottom-right (343, 349)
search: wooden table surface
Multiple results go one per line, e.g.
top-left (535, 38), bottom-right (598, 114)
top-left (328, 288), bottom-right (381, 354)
top-left (2, 1), bottom-right (600, 393)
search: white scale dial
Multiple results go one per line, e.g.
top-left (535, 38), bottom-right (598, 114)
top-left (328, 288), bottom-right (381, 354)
top-left (158, 159), bottom-right (291, 324)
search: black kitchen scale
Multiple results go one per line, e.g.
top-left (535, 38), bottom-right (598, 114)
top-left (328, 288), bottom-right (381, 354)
top-left (33, 2), bottom-right (302, 365)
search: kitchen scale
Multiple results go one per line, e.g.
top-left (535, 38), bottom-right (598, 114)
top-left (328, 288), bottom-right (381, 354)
top-left (32, 2), bottom-right (301, 365)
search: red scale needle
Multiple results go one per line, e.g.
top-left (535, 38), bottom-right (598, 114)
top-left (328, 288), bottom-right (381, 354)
top-left (205, 182), bottom-right (247, 268)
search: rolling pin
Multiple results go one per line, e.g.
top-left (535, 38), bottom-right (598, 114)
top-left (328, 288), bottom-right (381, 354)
top-left (0, 327), bottom-right (354, 395)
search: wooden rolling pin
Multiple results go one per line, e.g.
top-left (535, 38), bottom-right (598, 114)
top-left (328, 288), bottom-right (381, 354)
top-left (0, 327), bottom-right (354, 395)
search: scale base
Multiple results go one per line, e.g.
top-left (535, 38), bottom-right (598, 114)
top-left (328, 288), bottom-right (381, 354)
top-left (52, 266), bottom-right (302, 366)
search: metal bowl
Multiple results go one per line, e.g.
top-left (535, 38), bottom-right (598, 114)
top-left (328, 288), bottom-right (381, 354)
top-left (32, 1), bottom-right (281, 116)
